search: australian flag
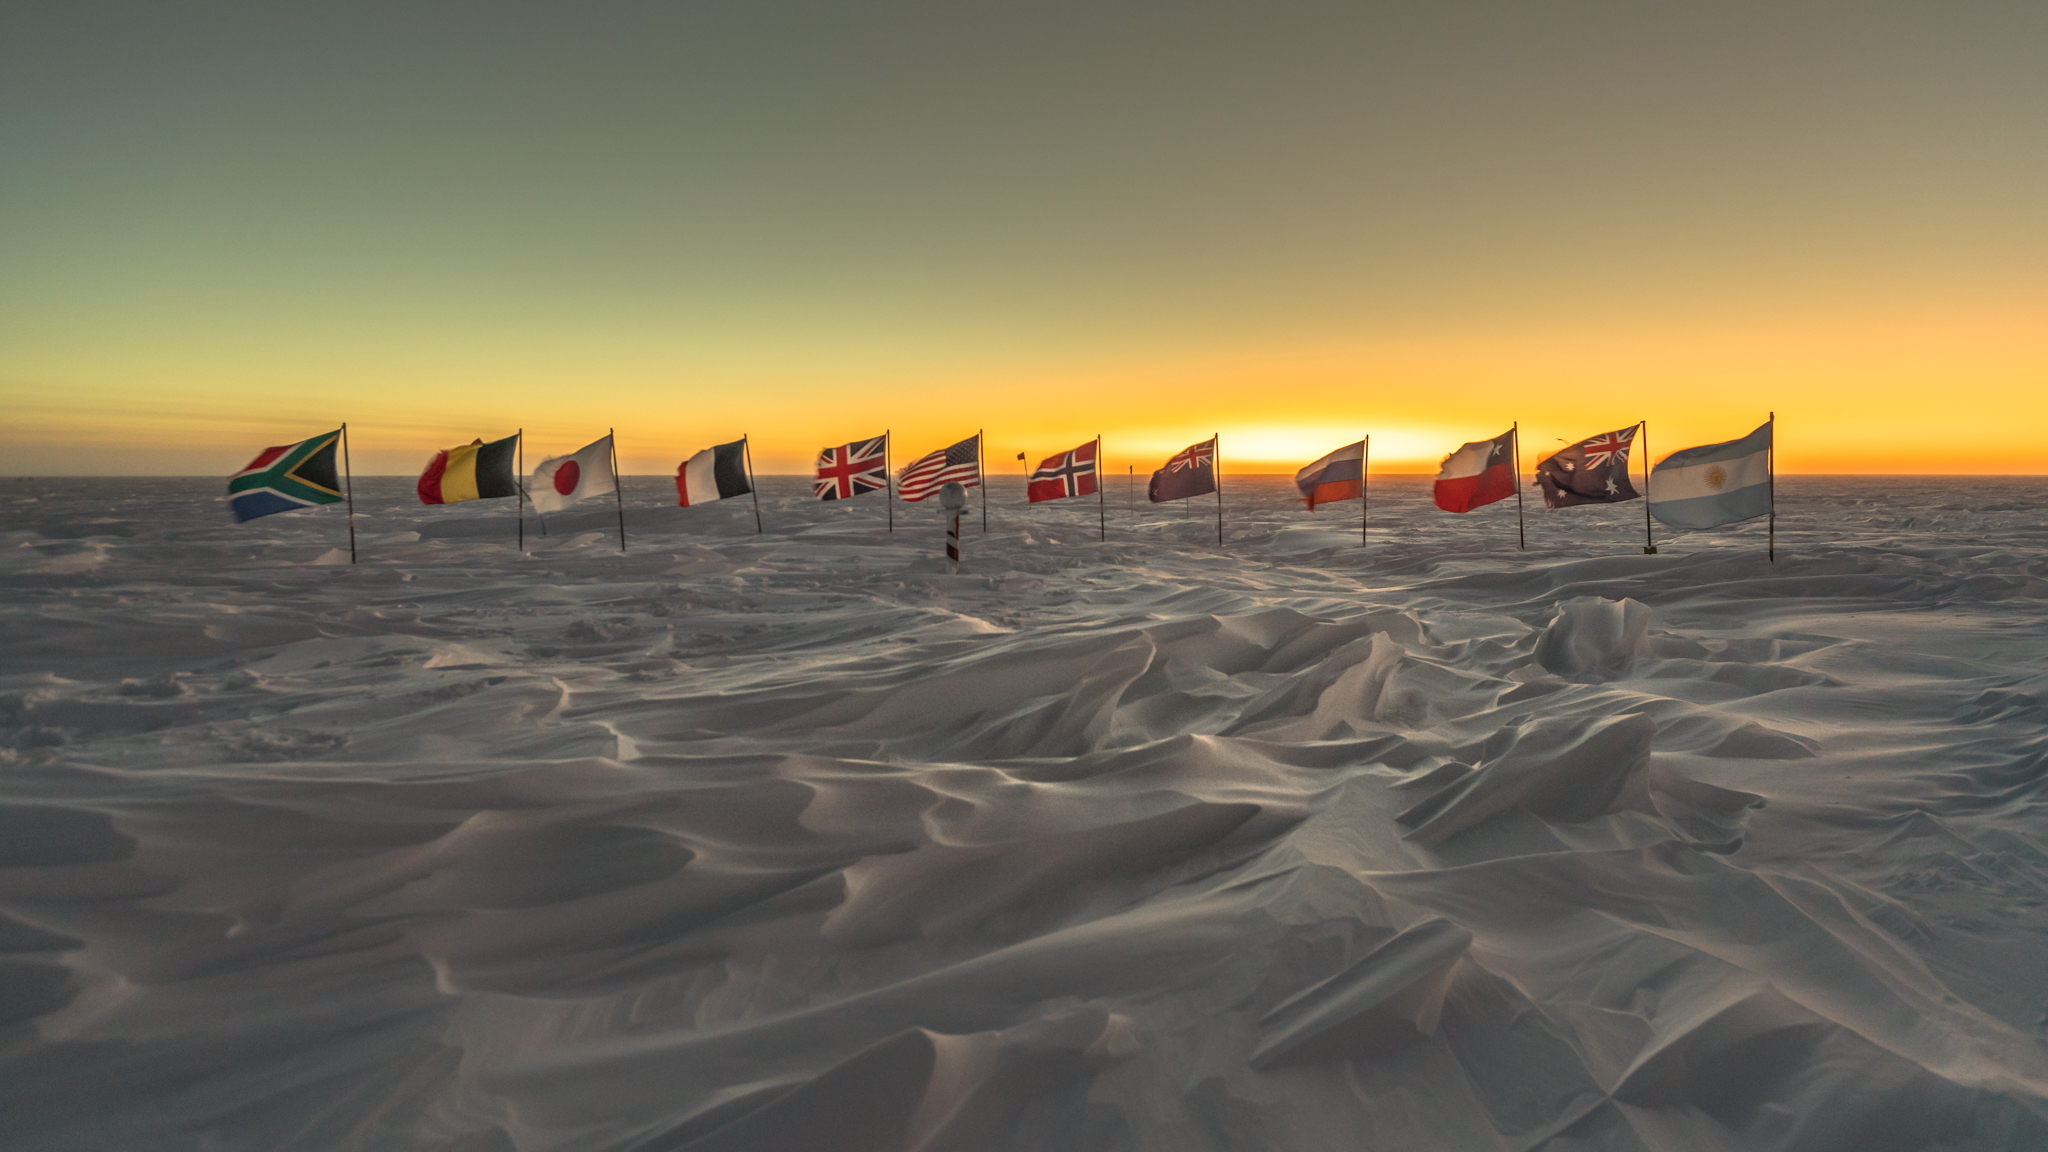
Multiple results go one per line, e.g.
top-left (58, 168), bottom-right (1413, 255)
top-left (815, 435), bottom-right (888, 500)
top-left (1536, 424), bottom-right (1640, 508)
top-left (1148, 437), bottom-right (1216, 503)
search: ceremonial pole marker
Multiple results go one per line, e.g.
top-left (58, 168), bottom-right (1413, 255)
top-left (939, 481), bottom-right (968, 573)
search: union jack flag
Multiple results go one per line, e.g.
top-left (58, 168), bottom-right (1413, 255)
top-left (1165, 438), bottom-right (1214, 472)
top-left (815, 435), bottom-right (888, 500)
top-left (1027, 440), bottom-right (1099, 503)
top-left (898, 434), bottom-right (981, 502)
top-left (1580, 426), bottom-right (1635, 469)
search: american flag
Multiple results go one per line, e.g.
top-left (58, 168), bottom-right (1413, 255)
top-left (815, 435), bottom-right (888, 500)
top-left (898, 434), bottom-right (981, 502)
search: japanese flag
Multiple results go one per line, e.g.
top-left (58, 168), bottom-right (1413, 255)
top-left (531, 434), bottom-right (616, 514)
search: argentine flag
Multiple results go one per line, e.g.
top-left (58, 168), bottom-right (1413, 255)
top-left (1648, 420), bottom-right (1772, 529)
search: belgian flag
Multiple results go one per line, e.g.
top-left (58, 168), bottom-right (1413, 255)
top-left (419, 434), bottom-right (520, 505)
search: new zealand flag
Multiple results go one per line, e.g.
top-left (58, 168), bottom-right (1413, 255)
top-left (1536, 425), bottom-right (1641, 508)
top-left (1148, 438), bottom-right (1216, 503)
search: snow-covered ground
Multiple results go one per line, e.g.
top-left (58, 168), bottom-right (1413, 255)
top-left (4, 473), bottom-right (2046, 1151)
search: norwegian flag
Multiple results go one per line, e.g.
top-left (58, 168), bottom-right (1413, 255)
top-left (898, 434), bottom-right (981, 502)
top-left (815, 435), bottom-right (888, 500)
top-left (1536, 423), bottom-right (1641, 508)
top-left (1027, 440), bottom-right (1099, 503)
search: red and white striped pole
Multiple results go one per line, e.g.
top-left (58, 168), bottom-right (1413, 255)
top-left (940, 480), bottom-right (967, 573)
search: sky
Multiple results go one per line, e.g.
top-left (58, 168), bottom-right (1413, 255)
top-left (3, 1), bottom-right (2043, 476)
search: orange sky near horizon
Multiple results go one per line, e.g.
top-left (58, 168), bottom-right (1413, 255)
top-left (3, 4), bottom-right (2043, 477)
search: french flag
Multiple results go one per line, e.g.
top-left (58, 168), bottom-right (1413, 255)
top-left (1434, 429), bottom-right (1518, 513)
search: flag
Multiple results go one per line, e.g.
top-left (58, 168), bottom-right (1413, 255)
top-left (1649, 419), bottom-right (1772, 529)
top-left (1294, 441), bottom-right (1364, 509)
top-left (530, 434), bottom-right (616, 514)
top-left (228, 429), bottom-right (344, 522)
top-left (815, 435), bottom-right (887, 500)
top-left (1028, 441), bottom-right (1098, 503)
top-left (677, 439), bottom-right (752, 507)
top-left (899, 434), bottom-right (981, 502)
top-left (1433, 429), bottom-right (1516, 513)
top-left (419, 434), bottom-right (520, 505)
top-left (1148, 438), bottom-right (1216, 503)
top-left (1536, 425), bottom-right (1640, 508)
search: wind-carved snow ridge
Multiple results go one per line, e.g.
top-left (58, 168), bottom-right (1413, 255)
top-left (3, 475), bottom-right (2047, 1151)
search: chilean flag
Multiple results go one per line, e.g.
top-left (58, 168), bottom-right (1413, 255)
top-left (1433, 429), bottom-right (1517, 513)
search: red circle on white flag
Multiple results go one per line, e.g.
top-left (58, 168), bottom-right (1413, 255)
top-left (554, 461), bottom-right (580, 495)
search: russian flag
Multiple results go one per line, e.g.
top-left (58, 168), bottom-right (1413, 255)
top-left (1294, 440), bottom-right (1364, 509)
top-left (1648, 420), bottom-right (1772, 529)
top-left (1434, 429), bottom-right (1517, 513)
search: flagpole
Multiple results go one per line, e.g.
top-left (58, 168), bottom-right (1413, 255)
top-left (610, 428), bottom-right (626, 553)
top-left (1214, 433), bottom-right (1223, 545)
top-left (1513, 422), bottom-right (1525, 550)
top-left (1097, 435), bottom-right (1105, 541)
top-left (517, 428), bottom-right (524, 553)
top-left (1128, 465), bottom-right (1133, 517)
top-left (342, 422), bottom-right (357, 564)
top-left (1362, 435), bottom-right (1369, 548)
top-left (1768, 410), bottom-right (1775, 564)
top-left (1641, 420), bottom-right (1656, 554)
top-left (884, 430), bottom-right (894, 532)
top-left (978, 429), bottom-right (986, 533)
top-left (744, 434), bottom-right (762, 535)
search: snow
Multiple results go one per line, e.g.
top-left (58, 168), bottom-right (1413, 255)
top-left (3, 473), bottom-right (2046, 1151)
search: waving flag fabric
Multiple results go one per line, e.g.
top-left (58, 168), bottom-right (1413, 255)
top-left (815, 435), bottom-right (888, 500)
top-left (677, 439), bottom-right (751, 507)
top-left (1028, 441), bottom-right (1098, 503)
top-left (1294, 440), bottom-right (1364, 509)
top-left (1649, 420), bottom-right (1772, 529)
top-left (1537, 425), bottom-right (1640, 508)
top-left (1148, 438), bottom-right (1216, 503)
top-left (899, 435), bottom-right (981, 502)
top-left (1433, 429), bottom-right (1516, 513)
top-left (229, 430), bottom-right (345, 522)
top-left (530, 434), bottom-right (616, 514)
top-left (418, 434), bottom-right (520, 505)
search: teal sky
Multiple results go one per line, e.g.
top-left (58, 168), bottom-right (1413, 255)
top-left (4, 2), bottom-right (2043, 474)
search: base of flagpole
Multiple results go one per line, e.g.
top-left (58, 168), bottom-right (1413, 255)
top-left (1643, 545), bottom-right (1658, 554)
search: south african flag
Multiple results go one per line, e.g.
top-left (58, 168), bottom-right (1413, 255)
top-left (229, 429), bottom-right (347, 523)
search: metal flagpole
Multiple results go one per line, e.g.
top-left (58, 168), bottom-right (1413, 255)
top-left (1128, 465), bottom-right (1134, 516)
top-left (1768, 411), bottom-right (1775, 563)
top-left (341, 423), bottom-right (357, 564)
top-left (978, 429), bottom-right (987, 532)
top-left (1641, 420), bottom-right (1657, 554)
top-left (744, 434), bottom-right (762, 534)
top-left (1214, 433), bottom-right (1223, 545)
top-left (1096, 435), bottom-right (1105, 541)
top-left (610, 428), bottom-right (626, 552)
top-left (1513, 421), bottom-right (1526, 550)
top-left (516, 428), bottom-right (523, 553)
top-left (1362, 435), bottom-right (1369, 548)
top-left (885, 430), bottom-right (894, 532)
